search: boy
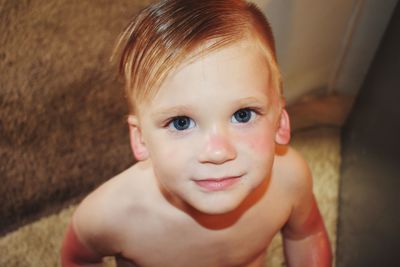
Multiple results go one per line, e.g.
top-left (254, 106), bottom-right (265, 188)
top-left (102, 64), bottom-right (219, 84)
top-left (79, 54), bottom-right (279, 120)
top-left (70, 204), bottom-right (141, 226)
top-left (61, 0), bottom-right (332, 266)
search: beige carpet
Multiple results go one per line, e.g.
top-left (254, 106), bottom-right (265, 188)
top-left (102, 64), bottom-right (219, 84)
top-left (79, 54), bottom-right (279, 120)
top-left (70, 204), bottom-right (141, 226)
top-left (0, 127), bottom-right (340, 267)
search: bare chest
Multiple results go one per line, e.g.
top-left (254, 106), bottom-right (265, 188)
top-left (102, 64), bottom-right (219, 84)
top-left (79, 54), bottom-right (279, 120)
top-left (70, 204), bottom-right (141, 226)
top-left (119, 202), bottom-right (290, 267)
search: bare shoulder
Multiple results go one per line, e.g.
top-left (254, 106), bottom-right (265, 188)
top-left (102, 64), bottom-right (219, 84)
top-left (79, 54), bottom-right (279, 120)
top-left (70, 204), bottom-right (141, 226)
top-left (272, 145), bottom-right (313, 200)
top-left (72, 161), bottom-right (155, 254)
top-left (274, 147), bottom-right (328, 245)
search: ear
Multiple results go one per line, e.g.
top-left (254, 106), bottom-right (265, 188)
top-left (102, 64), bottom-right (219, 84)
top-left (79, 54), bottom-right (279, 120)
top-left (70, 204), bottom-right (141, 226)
top-left (127, 115), bottom-right (149, 161)
top-left (275, 109), bottom-right (291, 145)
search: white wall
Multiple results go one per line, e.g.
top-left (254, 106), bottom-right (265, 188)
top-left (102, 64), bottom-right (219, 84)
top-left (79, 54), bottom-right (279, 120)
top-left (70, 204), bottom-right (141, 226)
top-left (250, 0), bottom-right (398, 104)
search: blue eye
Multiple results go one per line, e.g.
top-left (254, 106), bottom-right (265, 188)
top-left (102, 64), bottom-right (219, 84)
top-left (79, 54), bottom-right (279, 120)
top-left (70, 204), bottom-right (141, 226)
top-left (232, 108), bottom-right (255, 123)
top-left (169, 116), bottom-right (195, 131)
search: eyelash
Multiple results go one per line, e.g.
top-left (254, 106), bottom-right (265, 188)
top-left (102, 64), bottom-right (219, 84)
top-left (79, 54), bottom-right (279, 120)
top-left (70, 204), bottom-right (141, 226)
top-left (166, 116), bottom-right (196, 131)
top-left (163, 107), bottom-right (262, 131)
top-left (231, 108), bottom-right (259, 124)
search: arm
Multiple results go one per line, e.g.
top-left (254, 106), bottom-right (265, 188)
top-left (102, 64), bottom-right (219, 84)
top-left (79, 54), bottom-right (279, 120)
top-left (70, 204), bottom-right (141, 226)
top-left (60, 222), bottom-right (103, 267)
top-left (282, 195), bottom-right (332, 267)
top-left (280, 149), bottom-right (332, 267)
top-left (60, 184), bottom-right (122, 267)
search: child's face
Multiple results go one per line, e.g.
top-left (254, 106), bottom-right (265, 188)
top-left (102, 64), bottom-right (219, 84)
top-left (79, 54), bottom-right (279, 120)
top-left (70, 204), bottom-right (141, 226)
top-left (132, 40), bottom-right (286, 215)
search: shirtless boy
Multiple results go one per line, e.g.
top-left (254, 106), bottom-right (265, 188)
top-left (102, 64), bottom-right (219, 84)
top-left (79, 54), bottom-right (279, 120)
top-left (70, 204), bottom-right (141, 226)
top-left (61, 0), bottom-right (332, 266)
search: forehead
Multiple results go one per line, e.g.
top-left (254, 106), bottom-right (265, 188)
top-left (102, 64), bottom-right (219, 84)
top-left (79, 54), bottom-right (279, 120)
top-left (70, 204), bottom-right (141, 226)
top-left (144, 40), bottom-right (273, 106)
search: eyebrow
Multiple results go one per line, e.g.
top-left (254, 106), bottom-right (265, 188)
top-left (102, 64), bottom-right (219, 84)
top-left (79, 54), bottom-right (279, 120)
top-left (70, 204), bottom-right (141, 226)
top-left (235, 96), bottom-right (268, 106)
top-left (154, 96), bottom-right (268, 112)
top-left (235, 95), bottom-right (273, 114)
top-left (152, 105), bottom-right (194, 118)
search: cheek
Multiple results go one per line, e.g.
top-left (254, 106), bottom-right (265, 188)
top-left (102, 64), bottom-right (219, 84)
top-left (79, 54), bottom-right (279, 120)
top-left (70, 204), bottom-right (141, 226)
top-left (240, 129), bottom-right (275, 155)
top-left (239, 130), bottom-right (276, 179)
top-left (163, 140), bottom-right (194, 162)
top-left (250, 136), bottom-right (273, 152)
top-left (149, 139), bottom-right (191, 176)
top-left (164, 148), bottom-right (182, 160)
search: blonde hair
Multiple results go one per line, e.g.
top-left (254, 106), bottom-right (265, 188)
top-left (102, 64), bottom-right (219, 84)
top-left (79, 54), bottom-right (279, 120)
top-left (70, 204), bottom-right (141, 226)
top-left (114, 0), bottom-right (282, 114)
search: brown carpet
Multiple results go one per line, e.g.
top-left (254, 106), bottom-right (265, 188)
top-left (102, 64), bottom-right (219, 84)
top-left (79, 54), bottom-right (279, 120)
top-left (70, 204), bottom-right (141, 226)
top-left (0, 127), bottom-right (340, 267)
top-left (0, 0), bottom-right (155, 235)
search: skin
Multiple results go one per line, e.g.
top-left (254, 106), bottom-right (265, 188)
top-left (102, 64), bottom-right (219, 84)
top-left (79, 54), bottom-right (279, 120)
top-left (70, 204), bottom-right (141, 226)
top-left (61, 40), bottom-right (332, 267)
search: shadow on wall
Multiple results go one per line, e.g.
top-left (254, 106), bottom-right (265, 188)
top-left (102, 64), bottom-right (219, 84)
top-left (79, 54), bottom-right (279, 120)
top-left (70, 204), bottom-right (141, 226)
top-left (0, 0), bottom-right (155, 235)
top-left (338, 2), bottom-right (400, 266)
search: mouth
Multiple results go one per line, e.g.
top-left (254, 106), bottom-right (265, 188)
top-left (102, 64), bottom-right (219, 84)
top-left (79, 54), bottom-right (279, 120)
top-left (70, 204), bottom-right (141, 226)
top-left (194, 176), bottom-right (242, 192)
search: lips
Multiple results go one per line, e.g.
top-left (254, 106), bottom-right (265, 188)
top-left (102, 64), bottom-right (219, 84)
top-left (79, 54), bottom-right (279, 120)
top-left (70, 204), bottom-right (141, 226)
top-left (194, 176), bottom-right (241, 191)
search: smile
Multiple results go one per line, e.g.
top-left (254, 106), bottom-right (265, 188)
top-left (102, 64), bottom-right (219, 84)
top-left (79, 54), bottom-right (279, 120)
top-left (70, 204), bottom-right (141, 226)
top-left (194, 176), bottom-right (242, 192)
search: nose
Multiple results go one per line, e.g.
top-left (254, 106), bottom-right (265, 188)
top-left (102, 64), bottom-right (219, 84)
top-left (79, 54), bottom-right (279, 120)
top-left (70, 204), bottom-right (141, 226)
top-left (198, 129), bottom-right (237, 164)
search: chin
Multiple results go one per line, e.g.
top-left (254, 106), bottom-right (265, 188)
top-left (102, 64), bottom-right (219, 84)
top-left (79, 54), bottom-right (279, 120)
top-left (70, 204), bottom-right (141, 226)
top-left (193, 202), bottom-right (238, 215)
top-left (182, 192), bottom-right (254, 229)
top-left (188, 190), bottom-right (249, 215)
